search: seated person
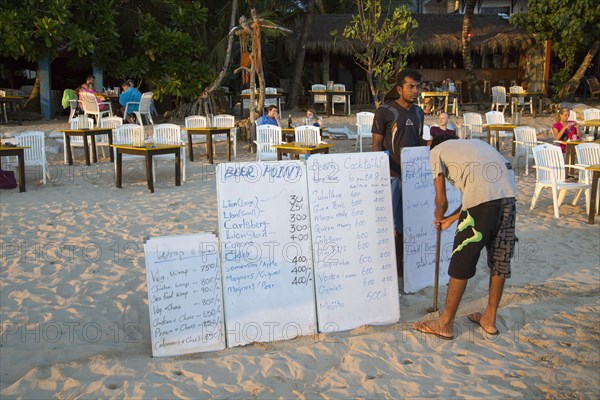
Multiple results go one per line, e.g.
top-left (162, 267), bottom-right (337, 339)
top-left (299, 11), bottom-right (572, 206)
top-left (552, 107), bottom-right (581, 153)
top-left (419, 82), bottom-right (433, 115)
top-left (118, 80), bottom-right (142, 123)
top-left (305, 108), bottom-right (324, 128)
top-left (430, 113), bottom-right (459, 138)
top-left (76, 75), bottom-right (107, 110)
top-left (257, 105), bottom-right (281, 127)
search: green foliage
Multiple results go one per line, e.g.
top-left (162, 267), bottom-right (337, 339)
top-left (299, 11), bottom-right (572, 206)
top-left (511, 0), bottom-right (600, 91)
top-left (342, 0), bottom-right (416, 105)
top-left (0, 0), bottom-right (216, 102)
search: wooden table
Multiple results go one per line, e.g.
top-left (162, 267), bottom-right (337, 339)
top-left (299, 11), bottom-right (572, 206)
top-left (420, 91), bottom-right (450, 114)
top-left (112, 144), bottom-right (182, 193)
top-left (182, 127), bottom-right (231, 163)
top-left (0, 146), bottom-right (29, 192)
top-left (240, 93), bottom-right (285, 118)
top-left (585, 164), bottom-right (600, 224)
top-left (483, 123), bottom-right (517, 153)
top-left (272, 142), bottom-right (335, 160)
top-left (60, 128), bottom-right (114, 165)
top-left (104, 94), bottom-right (120, 114)
top-left (0, 96), bottom-right (26, 125)
top-left (508, 91), bottom-right (544, 117)
top-left (582, 119), bottom-right (600, 139)
top-left (308, 90), bottom-right (352, 116)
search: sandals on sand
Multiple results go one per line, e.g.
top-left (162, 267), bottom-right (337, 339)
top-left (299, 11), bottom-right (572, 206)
top-left (467, 312), bottom-right (499, 335)
top-left (413, 321), bottom-right (454, 341)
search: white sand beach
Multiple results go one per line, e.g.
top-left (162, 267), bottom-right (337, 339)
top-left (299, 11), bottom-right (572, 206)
top-left (1, 107), bottom-right (599, 399)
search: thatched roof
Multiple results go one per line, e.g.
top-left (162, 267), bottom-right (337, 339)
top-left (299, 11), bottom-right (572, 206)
top-left (285, 14), bottom-right (532, 58)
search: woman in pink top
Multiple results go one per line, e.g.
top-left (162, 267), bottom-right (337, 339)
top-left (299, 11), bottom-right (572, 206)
top-left (552, 107), bottom-right (581, 153)
top-left (76, 75), bottom-right (106, 111)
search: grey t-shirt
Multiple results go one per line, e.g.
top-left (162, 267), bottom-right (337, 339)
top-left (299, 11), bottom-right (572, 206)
top-left (430, 139), bottom-right (517, 210)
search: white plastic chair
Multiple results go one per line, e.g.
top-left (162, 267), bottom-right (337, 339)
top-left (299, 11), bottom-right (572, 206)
top-left (355, 112), bottom-right (374, 152)
top-left (530, 143), bottom-right (589, 218)
top-left (68, 99), bottom-right (79, 121)
top-left (569, 109), bottom-right (579, 123)
top-left (254, 125), bottom-right (285, 161)
top-left (509, 86), bottom-right (532, 115)
top-left (485, 111), bottom-right (513, 149)
top-left (575, 143), bottom-right (600, 214)
top-left (97, 116), bottom-right (123, 159)
top-left (212, 114), bottom-right (237, 159)
top-left (63, 117), bottom-right (95, 164)
top-left (14, 131), bottom-right (49, 185)
top-left (294, 125), bottom-right (324, 145)
top-left (311, 84), bottom-right (327, 113)
top-left (331, 83), bottom-right (349, 115)
top-left (513, 126), bottom-right (537, 175)
top-left (80, 91), bottom-right (112, 126)
top-left (184, 115), bottom-right (210, 158)
top-left (583, 108), bottom-right (600, 121)
top-left (241, 89), bottom-right (256, 113)
top-left (463, 113), bottom-right (486, 140)
top-left (153, 123), bottom-right (186, 182)
top-left (491, 86), bottom-right (508, 113)
top-left (125, 92), bottom-right (155, 126)
top-left (113, 124), bottom-right (146, 176)
top-left (264, 87), bottom-right (278, 108)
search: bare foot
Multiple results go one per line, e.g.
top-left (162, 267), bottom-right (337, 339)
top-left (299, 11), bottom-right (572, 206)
top-left (413, 319), bottom-right (454, 340)
top-left (467, 312), bottom-right (499, 335)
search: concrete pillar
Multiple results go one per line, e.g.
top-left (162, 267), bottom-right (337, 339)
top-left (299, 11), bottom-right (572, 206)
top-left (39, 57), bottom-right (51, 120)
top-left (93, 65), bottom-right (104, 92)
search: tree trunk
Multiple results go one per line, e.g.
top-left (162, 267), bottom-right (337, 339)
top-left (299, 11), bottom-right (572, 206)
top-left (23, 69), bottom-right (41, 113)
top-left (557, 40), bottom-right (600, 101)
top-left (288, 0), bottom-right (315, 110)
top-left (461, 0), bottom-right (482, 103)
top-left (202, 0), bottom-right (238, 98)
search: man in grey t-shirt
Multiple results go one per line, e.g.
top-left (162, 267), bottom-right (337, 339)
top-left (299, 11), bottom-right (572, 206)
top-left (414, 134), bottom-right (517, 340)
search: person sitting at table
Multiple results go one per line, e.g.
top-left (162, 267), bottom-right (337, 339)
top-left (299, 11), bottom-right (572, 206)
top-left (305, 108), bottom-right (324, 128)
top-left (419, 82), bottom-right (433, 115)
top-left (256, 105), bottom-right (281, 127)
top-left (430, 112), bottom-right (459, 139)
top-left (118, 80), bottom-right (142, 123)
top-left (76, 75), bottom-right (107, 110)
top-left (552, 107), bottom-right (581, 153)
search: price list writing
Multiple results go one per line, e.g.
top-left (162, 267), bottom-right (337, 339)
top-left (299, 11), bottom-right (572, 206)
top-left (401, 147), bottom-right (461, 293)
top-left (144, 233), bottom-right (224, 357)
top-left (307, 153), bottom-right (400, 332)
top-left (216, 162), bottom-right (317, 347)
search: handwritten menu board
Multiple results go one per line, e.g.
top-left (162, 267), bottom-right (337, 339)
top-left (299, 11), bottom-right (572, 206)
top-left (144, 233), bottom-right (224, 357)
top-left (401, 147), bottom-right (461, 293)
top-left (306, 152), bottom-right (400, 332)
top-left (216, 161), bottom-right (317, 347)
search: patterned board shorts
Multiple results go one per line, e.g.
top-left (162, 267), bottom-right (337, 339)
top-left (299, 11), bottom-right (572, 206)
top-left (448, 197), bottom-right (517, 279)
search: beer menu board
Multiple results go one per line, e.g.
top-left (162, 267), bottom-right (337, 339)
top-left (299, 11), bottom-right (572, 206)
top-left (144, 233), bottom-right (224, 357)
top-left (401, 147), bottom-right (461, 293)
top-left (216, 161), bottom-right (317, 347)
top-left (306, 152), bottom-right (400, 332)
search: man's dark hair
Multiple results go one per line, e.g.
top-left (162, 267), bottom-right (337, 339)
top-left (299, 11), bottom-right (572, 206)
top-left (396, 69), bottom-right (422, 86)
top-left (430, 133), bottom-right (458, 150)
top-left (267, 105), bottom-right (278, 112)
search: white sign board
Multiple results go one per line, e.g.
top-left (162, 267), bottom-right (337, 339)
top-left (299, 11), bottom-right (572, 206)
top-left (401, 147), bottom-right (461, 293)
top-left (216, 161), bottom-right (317, 347)
top-left (306, 152), bottom-right (400, 332)
top-left (144, 233), bottom-right (224, 357)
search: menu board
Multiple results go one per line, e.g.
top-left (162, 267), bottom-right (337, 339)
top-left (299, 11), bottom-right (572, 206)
top-left (401, 147), bottom-right (461, 293)
top-left (306, 152), bottom-right (400, 332)
top-left (144, 233), bottom-right (224, 357)
top-left (216, 161), bottom-right (317, 347)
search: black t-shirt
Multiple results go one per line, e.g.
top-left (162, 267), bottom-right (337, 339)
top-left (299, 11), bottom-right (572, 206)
top-left (372, 101), bottom-right (426, 177)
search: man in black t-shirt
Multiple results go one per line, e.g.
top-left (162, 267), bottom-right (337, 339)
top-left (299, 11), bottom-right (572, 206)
top-left (372, 69), bottom-right (426, 276)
